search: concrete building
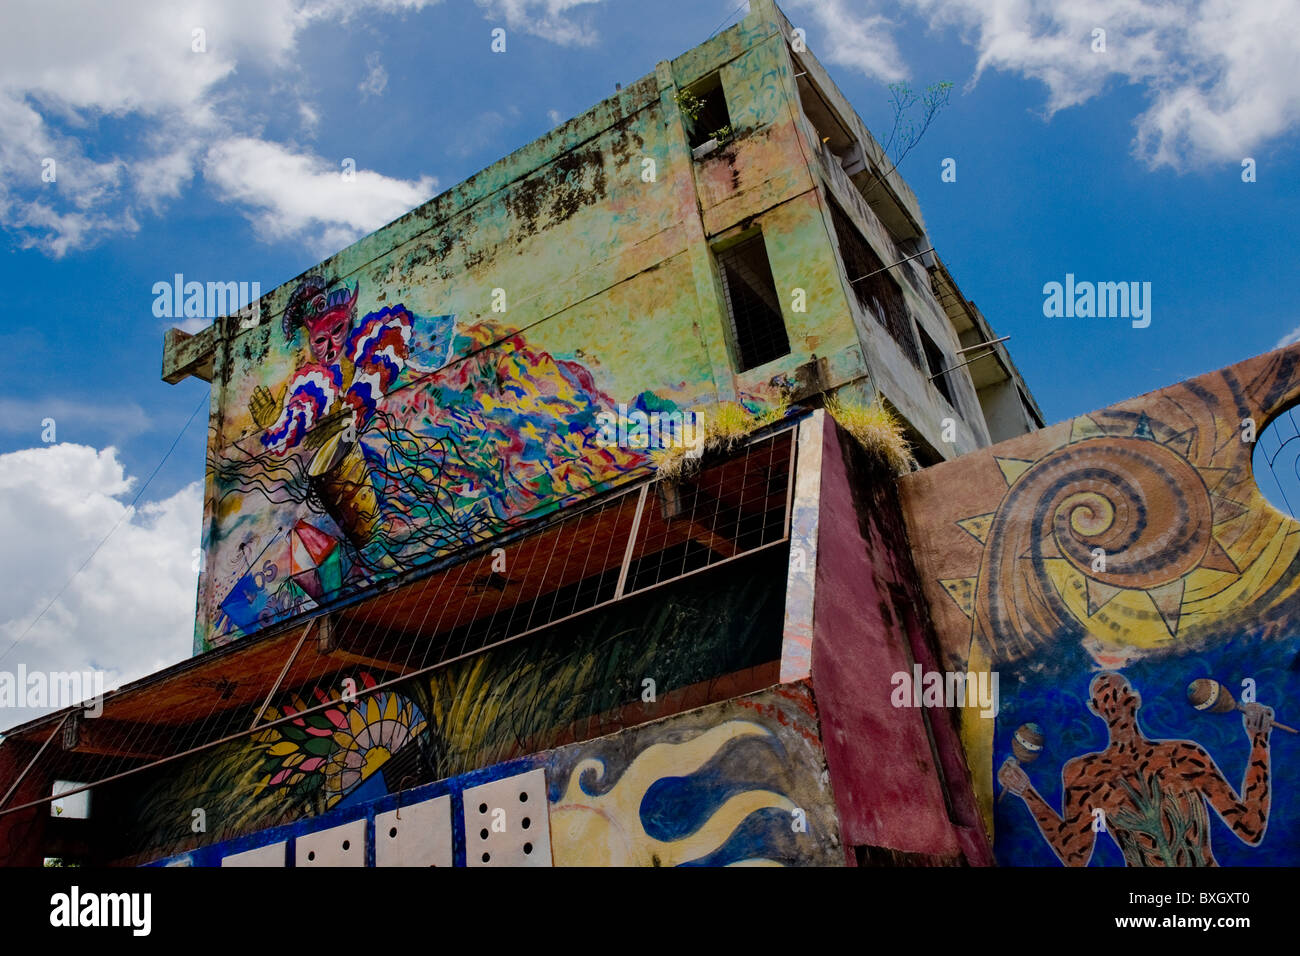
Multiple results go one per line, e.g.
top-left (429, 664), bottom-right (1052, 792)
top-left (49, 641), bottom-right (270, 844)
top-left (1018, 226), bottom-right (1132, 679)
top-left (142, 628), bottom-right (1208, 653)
top-left (12, 0), bottom-right (1289, 869)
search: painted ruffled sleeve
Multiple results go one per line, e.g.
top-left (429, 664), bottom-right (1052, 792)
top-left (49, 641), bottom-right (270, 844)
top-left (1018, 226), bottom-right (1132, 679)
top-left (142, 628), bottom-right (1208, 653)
top-left (345, 306), bottom-right (413, 426)
top-left (260, 365), bottom-right (340, 455)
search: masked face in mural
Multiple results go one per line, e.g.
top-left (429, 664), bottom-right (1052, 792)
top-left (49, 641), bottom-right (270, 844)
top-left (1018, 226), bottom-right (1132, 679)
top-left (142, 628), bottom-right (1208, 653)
top-left (303, 303), bottom-right (352, 366)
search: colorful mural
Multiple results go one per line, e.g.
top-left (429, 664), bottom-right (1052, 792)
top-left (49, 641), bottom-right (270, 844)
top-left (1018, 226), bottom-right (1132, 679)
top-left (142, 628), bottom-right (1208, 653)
top-left (205, 274), bottom-right (673, 648)
top-left (900, 348), bottom-right (1300, 865)
top-left (252, 674), bottom-right (430, 811)
top-left (183, 19), bottom-right (876, 653)
top-left (111, 550), bottom-right (788, 862)
top-left (547, 683), bottom-right (838, 866)
top-left (146, 682), bottom-right (838, 868)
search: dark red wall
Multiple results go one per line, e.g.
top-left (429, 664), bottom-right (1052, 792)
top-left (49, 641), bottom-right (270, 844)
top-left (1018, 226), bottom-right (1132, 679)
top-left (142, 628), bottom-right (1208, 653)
top-left (0, 739), bottom-right (53, 866)
top-left (810, 414), bottom-right (992, 864)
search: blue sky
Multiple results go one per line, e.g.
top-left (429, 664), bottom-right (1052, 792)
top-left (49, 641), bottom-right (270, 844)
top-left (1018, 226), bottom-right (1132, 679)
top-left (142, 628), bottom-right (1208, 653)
top-left (1, 0), bottom-right (1298, 707)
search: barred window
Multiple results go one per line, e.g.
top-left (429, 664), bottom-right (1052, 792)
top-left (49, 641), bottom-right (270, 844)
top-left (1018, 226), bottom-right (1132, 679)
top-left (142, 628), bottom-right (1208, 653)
top-left (828, 200), bottom-right (921, 368)
top-left (716, 234), bottom-right (791, 372)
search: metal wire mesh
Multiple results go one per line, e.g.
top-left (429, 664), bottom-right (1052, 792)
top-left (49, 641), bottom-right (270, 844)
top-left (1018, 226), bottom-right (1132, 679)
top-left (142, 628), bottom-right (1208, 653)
top-left (0, 427), bottom-right (798, 850)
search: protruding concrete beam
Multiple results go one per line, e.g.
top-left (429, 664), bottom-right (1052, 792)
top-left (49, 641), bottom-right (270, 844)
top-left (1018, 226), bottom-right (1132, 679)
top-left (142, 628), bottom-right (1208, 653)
top-left (161, 325), bottom-right (218, 384)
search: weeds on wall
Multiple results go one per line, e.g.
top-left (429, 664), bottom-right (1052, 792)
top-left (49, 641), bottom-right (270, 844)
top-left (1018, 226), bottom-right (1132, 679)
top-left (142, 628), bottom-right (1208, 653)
top-left (651, 397), bottom-right (790, 481)
top-left (674, 88), bottom-right (734, 146)
top-left (824, 393), bottom-right (917, 475)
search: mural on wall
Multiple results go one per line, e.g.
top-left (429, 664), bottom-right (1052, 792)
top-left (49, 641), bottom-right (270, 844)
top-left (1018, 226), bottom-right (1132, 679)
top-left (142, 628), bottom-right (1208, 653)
top-left (997, 672), bottom-right (1273, 866)
top-left (901, 348), bottom-right (1300, 865)
top-left (252, 673), bottom-right (431, 811)
top-left (548, 683), bottom-right (838, 866)
top-left (205, 274), bottom-right (680, 649)
top-left (185, 31), bottom-right (865, 654)
top-left (115, 551), bottom-right (789, 862)
top-left (146, 682), bottom-right (839, 868)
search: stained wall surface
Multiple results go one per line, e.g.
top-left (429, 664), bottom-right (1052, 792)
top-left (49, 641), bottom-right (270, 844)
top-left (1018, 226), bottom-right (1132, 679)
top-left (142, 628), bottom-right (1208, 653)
top-left (900, 347), bottom-right (1300, 865)
top-left (190, 15), bottom-right (863, 654)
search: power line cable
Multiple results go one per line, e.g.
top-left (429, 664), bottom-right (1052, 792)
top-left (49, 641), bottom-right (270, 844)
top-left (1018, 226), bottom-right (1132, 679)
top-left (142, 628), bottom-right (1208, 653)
top-left (0, 391), bottom-right (210, 667)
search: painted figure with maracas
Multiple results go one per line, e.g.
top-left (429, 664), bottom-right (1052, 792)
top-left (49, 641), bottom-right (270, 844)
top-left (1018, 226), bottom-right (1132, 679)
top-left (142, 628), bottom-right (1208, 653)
top-left (999, 672), bottom-right (1275, 866)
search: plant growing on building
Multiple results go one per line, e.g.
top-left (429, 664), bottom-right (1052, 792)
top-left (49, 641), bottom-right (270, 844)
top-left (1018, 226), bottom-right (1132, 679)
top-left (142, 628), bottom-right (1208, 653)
top-left (675, 89), bottom-right (733, 147)
top-left (674, 88), bottom-right (704, 122)
top-left (823, 392), bottom-right (916, 475)
top-left (861, 80), bottom-right (952, 198)
top-left (652, 397), bottom-right (791, 481)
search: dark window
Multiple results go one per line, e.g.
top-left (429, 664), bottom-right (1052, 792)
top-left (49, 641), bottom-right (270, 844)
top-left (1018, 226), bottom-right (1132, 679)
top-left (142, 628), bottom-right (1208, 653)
top-left (918, 326), bottom-right (954, 407)
top-left (679, 73), bottom-right (733, 151)
top-left (828, 200), bottom-right (921, 367)
top-left (716, 234), bottom-right (791, 372)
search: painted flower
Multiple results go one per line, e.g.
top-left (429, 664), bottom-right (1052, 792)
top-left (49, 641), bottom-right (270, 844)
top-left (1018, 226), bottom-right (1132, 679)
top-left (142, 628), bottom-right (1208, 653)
top-left (253, 673), bottom-right (427, 806)
top-left (321, 691), bottom-right (428, 807)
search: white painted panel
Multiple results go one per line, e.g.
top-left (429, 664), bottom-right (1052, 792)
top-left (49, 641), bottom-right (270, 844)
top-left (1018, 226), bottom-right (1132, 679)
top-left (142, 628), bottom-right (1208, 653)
top-left (375, 795), bottom-right (452, 867)
top-left (296, 817), bottom-right (367, 867)
top-left (221, 842), bottom-right (285, 867)
top-left (462, 768), bottom-right (551, 867)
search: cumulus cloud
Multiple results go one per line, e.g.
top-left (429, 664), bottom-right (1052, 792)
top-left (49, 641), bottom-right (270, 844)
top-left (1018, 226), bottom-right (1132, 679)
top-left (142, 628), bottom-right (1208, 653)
top-left (0, 444), bottom-right (201, 730)
top-left (789, 0), bottom-right (1300, 170)
top-left (474, 0), bottom-right (605, 46)
top-left (0, 0), bottom-right (451, 256)
top-left (787, 0), bottom-right (909, 83)
top-left (205, 137), bottom-right (439, 255)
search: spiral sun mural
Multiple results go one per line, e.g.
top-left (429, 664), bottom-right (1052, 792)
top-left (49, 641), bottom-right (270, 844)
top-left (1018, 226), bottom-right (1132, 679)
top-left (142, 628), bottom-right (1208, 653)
top-left (902, 351), bottom-right (1300, 859)
top-left (939, 411), bottom-right (1257, 667)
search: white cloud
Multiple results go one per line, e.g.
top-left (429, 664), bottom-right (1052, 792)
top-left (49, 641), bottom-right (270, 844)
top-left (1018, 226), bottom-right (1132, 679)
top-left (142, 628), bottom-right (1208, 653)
top-left (787, 0), bottom-right (909, 83)
top-left (0, 444), bottom-right (201, 729)
top-left (359, 51), bottom-right (389, 98)
top-left (791, 0), bottom-right (1300, 170)
top-left (1276, 325), bottom-right (1300, 350)
top-left (0, 0), bottom-right (445, 256)
top-left (474, 0), bottom-right (605, 47)
top-left (205, 137), bottom-right (438, 255)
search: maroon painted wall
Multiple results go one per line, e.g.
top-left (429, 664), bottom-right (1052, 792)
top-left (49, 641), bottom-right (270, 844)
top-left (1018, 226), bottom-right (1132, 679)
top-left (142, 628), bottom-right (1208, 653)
top-left (810, 413), bottom-right (992, 864)
top-left (0, 739), bottom-right (53, 866)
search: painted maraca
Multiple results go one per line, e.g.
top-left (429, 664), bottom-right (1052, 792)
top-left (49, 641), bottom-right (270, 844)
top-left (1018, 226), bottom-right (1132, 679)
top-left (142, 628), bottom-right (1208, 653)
top-left (1187, 678), bottom-right (1296, 733)
top-left (999, 722), bottom-right (1044, 802)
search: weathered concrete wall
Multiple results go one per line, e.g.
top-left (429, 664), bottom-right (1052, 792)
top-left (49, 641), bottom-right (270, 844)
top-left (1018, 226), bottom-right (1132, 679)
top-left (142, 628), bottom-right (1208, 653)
top-left (900, 346), bottom-right (1300, 865)
top-left (189, 11), bottom-right (870, 653)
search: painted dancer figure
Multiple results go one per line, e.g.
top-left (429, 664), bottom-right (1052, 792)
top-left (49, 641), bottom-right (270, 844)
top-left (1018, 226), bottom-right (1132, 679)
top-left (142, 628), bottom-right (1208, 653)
top-left (250, 275), bottom-right (424, 552)
top-left (998, 672), bottom-right (1273, 866)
